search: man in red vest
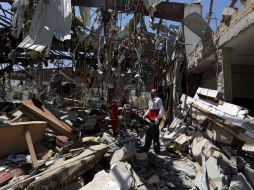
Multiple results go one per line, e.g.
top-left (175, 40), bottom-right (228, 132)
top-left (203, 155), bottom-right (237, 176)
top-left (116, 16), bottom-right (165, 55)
top-left (139, 89), bottom-right (164, 154)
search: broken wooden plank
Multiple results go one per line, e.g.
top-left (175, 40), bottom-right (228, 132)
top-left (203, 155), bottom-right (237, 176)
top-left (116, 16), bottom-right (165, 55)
top-left (19, 99), bottom-right (76, 140)
top-left (26, 144), bottom-right (108, 190)
top-left (0, 121), bottom-right (46, 158)
top-left (1, 144), bottom-right (108, 190)
top-left (25, 129), bottom-right (38, 167)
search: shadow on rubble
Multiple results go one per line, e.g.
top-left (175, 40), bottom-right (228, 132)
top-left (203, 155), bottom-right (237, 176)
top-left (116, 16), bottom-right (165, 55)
top-left (130, 149), bottom-right (195, 190)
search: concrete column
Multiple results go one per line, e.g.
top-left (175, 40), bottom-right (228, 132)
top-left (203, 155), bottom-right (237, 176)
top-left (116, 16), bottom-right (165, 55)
top-left (216, 47), bottom-right (232, 102)
top-left (173, 57), bottom-right (184, 118)
top-left (223, 48), bottom-right (233, 102)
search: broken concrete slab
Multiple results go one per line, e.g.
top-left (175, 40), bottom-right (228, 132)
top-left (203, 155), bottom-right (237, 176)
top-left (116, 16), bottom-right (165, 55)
top-left (205, 123), bottom-right (235, 145)
top-left (195, 87), bottom-right (223, 101)
top-left (110, 141), bottom-right (136, 165)
top-left (192, 133), bottom-right (226, 164)
top-left (182, 12), bottom-right (212, 40)
top-left (131, 167), bottom-right (147, 190)
top-left (242, 140), bottom-right (254, 153)
top-left (110, 162), bottom-right (134, 190)
top-left (100, 132), bottom-right (115, 144)
top-left (181, 93), bottom-right (252, 131)
top-left (206, 157), bottom-right (229, 190)
top-left (229, 173), bottom-right (253, 190)
top-left (80, 170), bottom-right (120, 190)
top-left (172, 158), bottom-right (195, 178)
top-left (243, 164), bottom-right (254, 188)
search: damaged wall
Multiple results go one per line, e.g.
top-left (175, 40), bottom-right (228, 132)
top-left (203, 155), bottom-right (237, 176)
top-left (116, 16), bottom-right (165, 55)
top-left (232, 64), bottom-right (254, 115)
top-left (200, 67), bottom-right (217, 90)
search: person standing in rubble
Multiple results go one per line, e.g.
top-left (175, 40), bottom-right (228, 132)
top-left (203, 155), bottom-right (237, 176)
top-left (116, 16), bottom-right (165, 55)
top-left (110, 100), bottom-right (119, 137)
top-left (122, 100), bottom-right (131, 127)
top-left (139, 89), bottom-right (164, 154)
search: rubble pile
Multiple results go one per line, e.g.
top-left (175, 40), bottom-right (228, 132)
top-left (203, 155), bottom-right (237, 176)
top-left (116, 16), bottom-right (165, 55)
top-left (0, 0), bottom-right (254, 189)
top-left (0, 87), bottom-right (253, 190)
top-left (161, 87), bottom-right (254, 190)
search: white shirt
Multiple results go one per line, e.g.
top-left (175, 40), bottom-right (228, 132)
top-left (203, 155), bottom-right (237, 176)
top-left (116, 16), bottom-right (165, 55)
top-left (144, 96), bottom-right (164, 119)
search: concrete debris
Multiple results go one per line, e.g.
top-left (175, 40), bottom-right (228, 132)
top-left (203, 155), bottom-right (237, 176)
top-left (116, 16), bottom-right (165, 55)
top-left (192, 133), bottom-right (226, 164)
top-left (100, 132), bottom-right (115, 144)
top-left (182, 88), bottom-right (254, 155)
top-left (110, 141), bottom-right (136, 165)
top-left (80, 170), bottom-right (120, 190)
top-left (205, 123), bottom-right (235, 145)
top-left (110, 162), bottom-right (134, 190)
top-left (229, 173), bottom-right (253, 190)
top-left (147, 174), bottom-right (160, 184)
top-left (1, 0), bottom-right (254, 188)
top-left (206, 157), bottom-right (230, 190)
top-left (133, 153), bottom-right (149, 167)
top-left (194, 147), bottom-right (210, 190)
top-left (182, 12), bottom-right (212, 40)
top-left (0, 115), bottom-right (10, 124)
top-left (195, 87), bottom-right (224, 101)
top-left (243, 164), bottom-right (254, 188)
top-left (173, 158), bottom-right (195, 178)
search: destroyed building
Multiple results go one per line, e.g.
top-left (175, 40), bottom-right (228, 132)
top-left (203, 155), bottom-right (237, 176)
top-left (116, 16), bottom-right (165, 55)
top-left (0, 0), bottom-right (254, 190)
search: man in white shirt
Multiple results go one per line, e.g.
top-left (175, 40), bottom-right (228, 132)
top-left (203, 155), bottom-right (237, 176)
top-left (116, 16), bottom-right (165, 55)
top-left (139, 89), bottom-right (164, 154)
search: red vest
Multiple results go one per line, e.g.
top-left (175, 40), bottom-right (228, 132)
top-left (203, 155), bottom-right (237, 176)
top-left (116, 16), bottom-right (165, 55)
top-left (148, 109), bottom-right (159, 121)
top-left (110, 104), bottom-right (118, 120)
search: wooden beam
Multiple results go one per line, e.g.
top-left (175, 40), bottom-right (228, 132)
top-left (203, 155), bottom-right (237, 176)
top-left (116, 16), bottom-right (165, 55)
top-left (0, 0), bottom-right (186, 21)
top-left (25, 129), bottom-right (38, 167)
top-left (72, 0), bottom-right (185, 21)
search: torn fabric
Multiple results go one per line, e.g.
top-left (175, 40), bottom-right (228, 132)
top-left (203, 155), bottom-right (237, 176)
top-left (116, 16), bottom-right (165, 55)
top-left (79, 7), bottom-right (91, 27)
top-left (18, 0), bottom-right (72, 52)
top-left (11, 0), bottom-right (29, 38)
top-left (142, 0), bottom-right (162, 16)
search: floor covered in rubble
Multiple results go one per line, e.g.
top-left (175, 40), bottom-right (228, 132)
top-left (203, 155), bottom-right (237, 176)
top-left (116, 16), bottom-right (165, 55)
top-left (1, 0), bottom-right (254, 190)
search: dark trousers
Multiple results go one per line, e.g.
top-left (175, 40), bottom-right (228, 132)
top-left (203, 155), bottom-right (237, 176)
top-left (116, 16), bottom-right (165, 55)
top-left (141, 122), bottom-right (160, 153)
